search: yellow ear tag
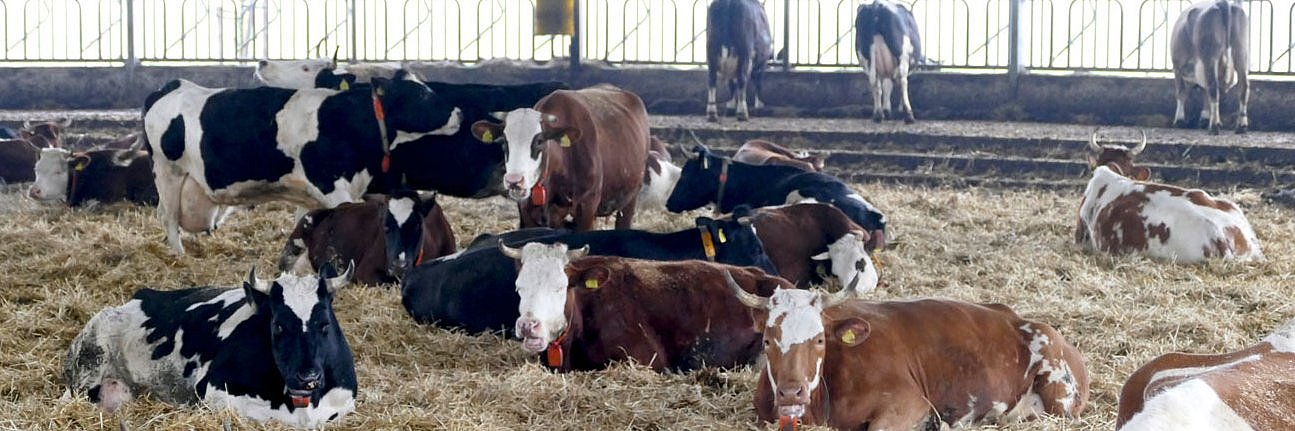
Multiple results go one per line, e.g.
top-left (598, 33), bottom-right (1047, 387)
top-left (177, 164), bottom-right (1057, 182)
top-left (717, 229), bottom-right (727, 243)
top-left (339, 81), bottom-right (350, 90)
top-left (74, 163), bottom-right (86, 171)
top-left (482, 130), bottom-right (493, 142)
top-left (700, 230), bottom-right (716, 260)
top-left (559, 135), bottom-right (572, 147)
top-left (871, 254), bottom-right (882, 269)
top-left (841, 329), bottom-right (856, 344)
top-left (585, 279), bottom-right (599, 289)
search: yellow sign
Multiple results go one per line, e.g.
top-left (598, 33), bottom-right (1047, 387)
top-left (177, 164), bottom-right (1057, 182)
top-left (535, 0), bottom-right (574, 36)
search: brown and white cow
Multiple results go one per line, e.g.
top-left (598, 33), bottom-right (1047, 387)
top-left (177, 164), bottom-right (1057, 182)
top-left (1117, 319), bottom-right (1295, 430)
top-left (502, 242), bottom-right (800, 372)
top-left (472, 84), bottom-right (650, 230)
top-left (733, 139), bottom-right (826, 172)
top-left (1172, 0), bottom-right (1249, 134)
top-left (0, 118), bottom-right (69, 184)
top-left (1076, 132), bottom-right (1262, 263)
top-left (749, 203), bottom-right (878, 289)
top-left (729, 282), bottom-right (1089, 430)
top-left (279, 191), bottom-right (456, 285)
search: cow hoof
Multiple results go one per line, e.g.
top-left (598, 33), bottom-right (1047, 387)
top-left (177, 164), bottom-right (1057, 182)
top-left (1209, 126), bottom-right (1221, 136)
top-left (871, 114), bottom-right (883, 123)
top-left (1198, 120), bottom-right (1210, 130)
top-left (1236, 126), bottom-right (1248, 135)
top-left (707, 113), bottom-right (719, 123)
top-left (904, 114), bottom-right (916, 124)
top-left (737, 114), bottom-right (749, 122)
top-left (1172, 119), bottom-right (1188, 128)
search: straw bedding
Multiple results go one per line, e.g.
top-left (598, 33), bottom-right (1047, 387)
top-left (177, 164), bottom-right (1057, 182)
top-left (0, 182), bottom-right (1289, 430)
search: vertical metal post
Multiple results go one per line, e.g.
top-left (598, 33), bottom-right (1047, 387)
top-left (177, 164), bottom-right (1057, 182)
top-left (782, 0), bottom-right (790, 71)
top-left (571, 0), bottom-right (582, 75)
top-left (125, 0), bottom-right (138, 67)
top-left (349, 0), bottom-right (358, 62)
top-left (1007, 0), bottom-right (1025, 90)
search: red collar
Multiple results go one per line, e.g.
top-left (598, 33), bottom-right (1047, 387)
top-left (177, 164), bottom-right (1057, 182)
top-left (545, 322), bottom-right (572, 367)
top-left (371, 88), bottom-right (392, 173)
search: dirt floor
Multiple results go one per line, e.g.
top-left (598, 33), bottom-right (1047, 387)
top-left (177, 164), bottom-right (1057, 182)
top-left (0, 178), bottom-right (1290, 430)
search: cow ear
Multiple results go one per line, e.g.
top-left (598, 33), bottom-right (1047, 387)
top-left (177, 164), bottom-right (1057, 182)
top-left (832, 317), bottom-right (871, 346)
top-left (558, 127), bottom-right (582, 144)
top-left (1133, 167), bottom-right (1151, 181)
top-left (471, 121), bottom-right (504, 143)
top-left (811, 251), bottom-right (830, 261)
top-left (569, 266), bottom-right (612, 290)
top-left (416, 191), bottom-right (439, 215)
top-left (243, 266), bottom-right (272, 309)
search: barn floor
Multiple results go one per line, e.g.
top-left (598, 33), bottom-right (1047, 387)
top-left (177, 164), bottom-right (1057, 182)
top-left (1, 179), bottom-right (1291, 430)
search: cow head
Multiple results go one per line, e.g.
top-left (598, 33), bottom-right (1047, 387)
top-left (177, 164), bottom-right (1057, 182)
top-left (243, 263), bottom-right (353, 408)
top-left (728, 272), bottom-right (866, 421)
top-left (471, 108), bottom-right (573, 201)
top-left (665, 144), bottom-right (726, 213)
top-left (254, 59), bottom-right (335, 89)
top-left (500, 241), bottom-right (590, 353)
top-left (810, 231), bottom-right (879, 293)
top-left (20, 118), bottom-right (70, 149)
top-left (371, 70), bottom-right (463, 150)
top-left (700, 206), bottom-right (780, 276)
top-left (29, 147), bottom-right (76, 202)
top-left (1087, 130), bottom-right (1150, 181)
top-left (382, 189), bottom-right (440, 278)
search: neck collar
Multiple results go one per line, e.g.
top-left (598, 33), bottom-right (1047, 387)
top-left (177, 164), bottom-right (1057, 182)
top-left (371, 87), bottom-right (392, 173)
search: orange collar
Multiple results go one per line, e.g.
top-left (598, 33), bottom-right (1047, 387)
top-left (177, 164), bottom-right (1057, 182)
top-left (371, 88), bottom-right (392, 173)
top-left (545, 322), bottom-right (572, 367)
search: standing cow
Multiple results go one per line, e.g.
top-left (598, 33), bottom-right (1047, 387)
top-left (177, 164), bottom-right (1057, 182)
top-left (471, 85), bottom-right (649, 231)
top-left (855, 0), bottom-right (924, 123)
top-left (142, 71), bottom-right (462, 254)
top-left (706, 0), bottom-right (774, 122)
top-left (64, 264), bottom-right (357, 428)
top-left (729, 281), bottom-right (1089, 430)
top-left (1172, 0), bottom-right (1249, 134)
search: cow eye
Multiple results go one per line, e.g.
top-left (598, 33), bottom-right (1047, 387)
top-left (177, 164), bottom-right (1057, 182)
top-left (273, 323), bottom-right (286, 334)
top-left (762, 339), bottom-right (772, 347)
top-left (816, 337), bottom-right (825, 345)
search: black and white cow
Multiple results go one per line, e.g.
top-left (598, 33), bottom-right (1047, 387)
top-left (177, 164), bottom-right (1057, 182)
top-left (142, 70), bottom-right (462, 254)
top-left (400, 210), bottom-right (778, 333)
top-left (64, 264), bottom-right (357, 428)
top-left (855, 0), bottom-right (924, 123)
top-left (665, 144), bottom-right (888, 250)
top-left (706, 0), bottom-right (774, 122)
top-left (1171, 0), bottom-right (1249, 134)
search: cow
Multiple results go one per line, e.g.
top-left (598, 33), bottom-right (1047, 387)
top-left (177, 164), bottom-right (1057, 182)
top-left (706, 0), bottom-right (773, 122)
top-left (748, 203), bottom-right (878, 289)
top-left (142, 70), bottom-right (462, 254)
top-left (0, 118), bottom-right (70, 184)
top-left (666, 144), bottom-right (888, 251)
top-left (1116, 318), bottom-right (1295, 430)
top-left (400, 210), bottom-right (777, 333)
top-left (504, 247), bottom-right (802, 372)
top-left (855, 0), bottom-right (924, 123)
top-left (1076, 133), bottom-right (1262, 263)
top-left (732, 139), bottom-right (826, 172)
top-left (636, 136), bottom-right (682, 213)
top-left (463, 227), bottom-right (568, 253)
top-left (1171, 0), bottom-right (1249, 134)
top-left (728, 282), bottom-right (1089, 430)
top-left (64, 264), bottom-right (357, 429)
top-left (278, 190), bottom-right (456, 285)
top-left (471, 85), bottom-right (650, 230)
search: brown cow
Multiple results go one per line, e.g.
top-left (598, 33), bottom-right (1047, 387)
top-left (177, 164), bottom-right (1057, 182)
top-left (729, 282), bottom-right (1089, 430)
top-left (733, 139), bottom-right (826, 172)
top-left (1117, 319), bottom-right (1295, 430)
top-left (279, 190), bottom-right (456, 285)
top-left (472, 84), bottom-right (649, 231)
top-left (0, 118), bottom-right (69, 184)
top-left (502, 243), bottom-right (797, 372)
top-left (1171, 0), bottom-right (1249, 134)
top-left (1076, 132), bottom-right (1262, 263)
top-left (748, 203), bottom-right (877, 289)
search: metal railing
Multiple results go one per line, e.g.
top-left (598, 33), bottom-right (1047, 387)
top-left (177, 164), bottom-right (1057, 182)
top-left (0, 0), bottom-right (1292, 74)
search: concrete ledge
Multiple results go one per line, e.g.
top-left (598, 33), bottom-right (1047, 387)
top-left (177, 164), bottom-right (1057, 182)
top-left (0, 61), bottom-right (1287, 131)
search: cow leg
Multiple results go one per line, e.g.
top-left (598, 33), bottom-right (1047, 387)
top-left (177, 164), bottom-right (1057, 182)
top-left (881, 79), bottom-right (894, 120)
top-left (1022, 322), bottom-right (1090, 419)
top-left (1203, 58), bottom-right (1222, 135)
top-left (1172, 75), bottom-right (1190, 128)
top-left (574, 202), bottom-right (599, 231)
top-left (1233, 52), bottom-right (1250, 134)
top-left (614, 196), bottom-right (638, 230)
top-left (866, 394), bottom-right (937, 431)
top-left (867, 64), bottom-right (884, 123)
top-left (727, 79), bottom-right (738, 112)
top-left (155, 171), bottom-right (187, 254)
top-left (735, 57), bottom-right (751, 121)
top-left (707, 67), bottom-right (720, 122)
top-left (751, 66), bottom-right (766, 109)
top-left (898, 74), bottom-right (915, 124)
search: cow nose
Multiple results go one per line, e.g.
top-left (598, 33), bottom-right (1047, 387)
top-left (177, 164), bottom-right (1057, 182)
top-left (776, 384), bottom-right (808, 402)
top-left (28, 187), bottom-right (40, 199)
top-left (296, 370), bottom-right (322, 387)
top-left (516, 319), bottom-right (541, 338)
top-left (503, 173), bottom-right (524, 187)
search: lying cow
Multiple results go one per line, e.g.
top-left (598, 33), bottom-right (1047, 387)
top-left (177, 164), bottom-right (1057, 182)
top-left (472, 84), bottom-right (649, 230)
top-left (0, 118), bottom-right (69, 183)
top-left (1171, 0), bottom-right (1249, 134)
top-left (733, 139), bottom-right (826, 172)
top-left (750, 203), bottom-right (877, 289)
top-left (143, 70), bottom-right (462, 254)
top-left (1117, 318), bottom-right (1295, 430)
top-left (706, 0), bottom-right (773, 122)
top-left (1076, 133), bottom-right (1262, 262)
top-left (667, 144), bottom-right (887, 250)
top-left (279, 190), bottom-right (456, 285)
top-left (64, 264), bottom-right (357, 428)
top-left (400, 210), bottom-right (777, 333)
top-left (856, 0), bottom-right (924, 123)
top-left (505, 246), bottom-right (796, 371)
top-left (729, 281), bottom-right (1089, 429)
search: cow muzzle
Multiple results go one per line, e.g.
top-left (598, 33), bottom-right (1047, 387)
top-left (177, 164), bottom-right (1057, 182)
top-left (27, 186), bottom-right (41, 200)
top-left (775, 383), bottom-right (811, 415)
top-left (503, 173), bottom-right (532, 200)
top-left (286, 376), bottom-right (322, 408)
top-left (515, 318), bottom-right (547, 352)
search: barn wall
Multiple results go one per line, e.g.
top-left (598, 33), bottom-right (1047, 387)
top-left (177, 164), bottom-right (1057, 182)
top-left (0, 62), bottom-right (1286, 131)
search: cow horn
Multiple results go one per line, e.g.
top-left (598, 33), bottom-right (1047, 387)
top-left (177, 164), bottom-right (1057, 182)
top-left (246, 266), bottom-right (272, 294)
top-left (326, 261), bottom-right (354, 294)
top-left (330, 47), bottom-right (339, 69)
top-left (1089, 130), bottom-right (1102, 152)
top-left (490, 111), bottom-right (509, 122)
top-left (736, 216), bottom-right (753, 226)
top-left (680, 143), bottom-right (699, 160)
top-left (499, 240), bottom-right (523, 259)
top-left (1131, 130), bottom-right (1147, 155)
top-left (566, 244), bottom-right (590, 260)
top-left (820, 284), bottom-right (858, 309)
top-left (725, 270), bottom-right (769, 309)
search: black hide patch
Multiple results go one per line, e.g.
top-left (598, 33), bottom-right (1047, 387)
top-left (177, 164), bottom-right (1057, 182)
top-left (160, 117), bottom-right (186, 161)
top-left (196, 88), bottom-right (297, 190)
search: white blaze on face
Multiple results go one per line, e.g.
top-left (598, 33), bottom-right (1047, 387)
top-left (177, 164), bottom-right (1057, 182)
top-left (276, 273), bottom-right (322, 332)
top-left (766, 289), bottom-right (826, 354)
top-left (31, 147), bottom-right (71, 201)
top-left (500, 108), bottom-right (547, 195)
top-left (514, 243), bottom-right (574, 350)
top-left (816, 233), bottom-right (878, 293)
top-left (387, 196), bottom-right (416, 227)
